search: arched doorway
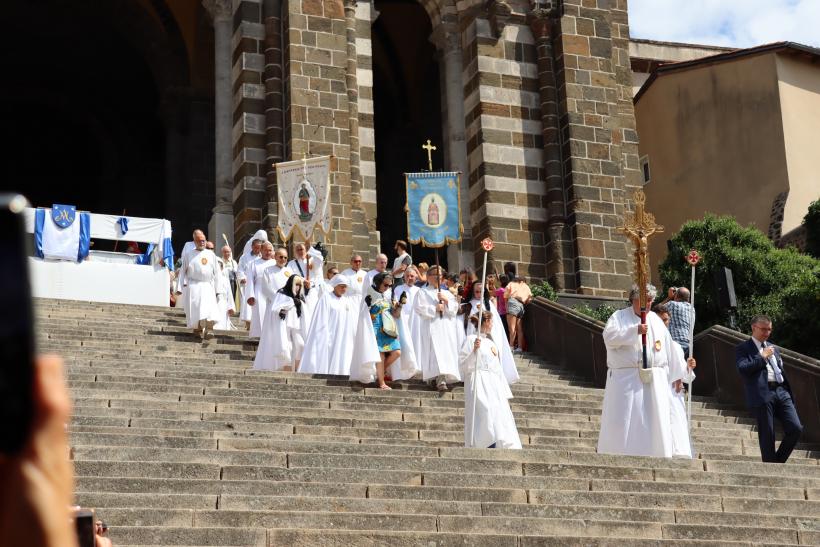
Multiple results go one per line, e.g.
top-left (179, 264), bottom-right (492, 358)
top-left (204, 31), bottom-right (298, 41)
top-left (0, 0), bottom-right (214, 251)
top-left (372, 0), bottom-right (445, 268)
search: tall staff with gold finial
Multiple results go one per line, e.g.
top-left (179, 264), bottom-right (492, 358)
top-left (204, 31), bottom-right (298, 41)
top-left (619, 190), bottom-right (664, 372)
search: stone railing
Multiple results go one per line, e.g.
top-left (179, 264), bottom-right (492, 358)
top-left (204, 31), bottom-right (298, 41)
top-left (523, 297), bottom-right (820, 443)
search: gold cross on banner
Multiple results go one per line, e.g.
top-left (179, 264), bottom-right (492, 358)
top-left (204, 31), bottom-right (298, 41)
top-left (422, 139), bottom-right (437, 171)
top-left (619, 189), bottom-right (663, 309)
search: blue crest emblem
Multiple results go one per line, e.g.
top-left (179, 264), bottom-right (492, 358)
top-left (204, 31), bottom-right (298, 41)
top-left (51, 204), bottom-right (77, 229)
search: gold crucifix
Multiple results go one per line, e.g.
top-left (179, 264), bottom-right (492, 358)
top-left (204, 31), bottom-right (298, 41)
top-left (422, 139), bottom-right (437, 171)
top-left (619, 189), bottom-right (663, 310)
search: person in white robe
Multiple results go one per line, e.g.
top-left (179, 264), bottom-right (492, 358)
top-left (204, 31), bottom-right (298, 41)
top-left (299, 275), bottom-right (361, 376)
top-left (460, 282), bottom-right (520, 385)
top-left (253, 274), bottom-right (308, 372)
top-left (460, 311), bottom-right (522, 449)
top-left (597, 285), bottom-right (688, 458)
top-left (394, 266), bottom-right (420, 328)
top-left (340, 254), bottom-right (368, 303)
top-left (177, 230), bottom-right (222, 339)
top-left (287, 240), bottom-right (324, 326)
top-left (214, 256), bottom-right (236, 330)
top-left (237, 229), bottom-right (269, 328)
top-left (175, 232), bottom-right (201, 314)
top-left (413, 265), bottom-right (461, 391)
top-left (655, 304), bottom-right (697, 459)
top-left (349, 273), bottom-right (419, 388)
top-left (221, 245), bottom-right (239, 308)
top-left (246, 243), bottom-right (284, 338)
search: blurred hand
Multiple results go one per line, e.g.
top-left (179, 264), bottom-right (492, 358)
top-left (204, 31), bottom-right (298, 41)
top-left (687, 357), bottom-right (697, 370)
top-left (0, 355), bottom-right (76, 547)
top-left (673, 379), bottom-right (683, 393)
top-left (637, 324), bottom-right (648, 335)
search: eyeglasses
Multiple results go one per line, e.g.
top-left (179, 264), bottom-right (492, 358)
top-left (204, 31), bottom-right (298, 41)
top-left (753, 325), bottom-right (773, 332)
top-left (352, 259), bottom-right (362, 263)
top-left (383, 283), bottom-right (393, 288)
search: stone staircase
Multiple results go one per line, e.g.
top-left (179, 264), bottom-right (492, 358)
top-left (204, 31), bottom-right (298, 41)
top-left (35, 298), bottom-right (820, 546)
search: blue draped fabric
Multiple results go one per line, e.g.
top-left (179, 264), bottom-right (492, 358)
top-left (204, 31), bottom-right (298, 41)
top-left (77, 213), bottom-right (91, 261)
top-left (162, 238), bottom-right (174, 270)
top-left (117, 217), bottom-right (129, 236)
top-left (34, 208), bottom-right (45, 259)
top-left (137, 243), bottom-right (156, 265)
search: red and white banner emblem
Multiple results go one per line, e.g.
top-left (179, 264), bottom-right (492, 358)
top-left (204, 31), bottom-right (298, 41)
top-left (686, 249), bottom-right (700, 266)
top-left (481, 238), bottom-right (494, 252)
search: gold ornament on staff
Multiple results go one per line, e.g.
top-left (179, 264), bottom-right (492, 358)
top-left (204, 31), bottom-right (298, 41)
top-left (619, 189), bottom-right (663, 310)
top-left (422, 139), bottom-right (437, 171)
top-left (619, 189), bottom-right (663, 372)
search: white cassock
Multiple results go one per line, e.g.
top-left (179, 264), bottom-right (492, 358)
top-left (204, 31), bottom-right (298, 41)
top-left (237, 229), bottom-right (268, 322)
top-left (460, 298), bottom-right (520, 385)
top-left (340, 268), bottom-right (368, 302)
top-left (299, 284), bottom-right (360, 376)
top-left (175, 242), bottom-right (197, 313)
top-left (670, 340), bottom-right (695, 458)
top-left (597, 308), bottom-right (687, 458)
top-left (413, 285), bottom-right (461, 382)
top-left (460, 334), bottom-right (522, 449)
top-left (214, 258), bottom-right (235, 330)
top-left (246, 259), bottom-right (279, 338)
top-left (349, 289), bottom-right (420, 384)
top-left (253, 291), bottom-right (308, 371)
top-left (179, 248), bottom-right (221, 328)
top-left (287, 247), bottom-right (324, 327)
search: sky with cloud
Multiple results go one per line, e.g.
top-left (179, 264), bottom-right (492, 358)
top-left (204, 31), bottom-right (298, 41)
top-left (628, 0), bottom-right (820, 49)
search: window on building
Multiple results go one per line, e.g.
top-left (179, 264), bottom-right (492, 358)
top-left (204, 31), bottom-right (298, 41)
top-left (640, 156), bottom-right (651, 185)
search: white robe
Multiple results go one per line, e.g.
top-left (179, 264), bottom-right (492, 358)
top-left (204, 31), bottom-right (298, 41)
top-left (175, 243), bottom-right (197, 315)
top-left (287, 247), bottom-right (324, 331)
top-left (597, 308), bottom-right (687, 458)
top-left (348, 290), bottom-right (420, 384)
top-left (253, 292), bottom-right (308, 371)
top-left (179, 249), bottom-right (221, 328)
top-left (237, 229), bottom-right (268, 321)
top-left (299, 292), bottom-right (360, 376)
top-left (246, 259), bottom-right (279, 338)
top-left (413, 285), bottom-right (461, 382)
top-left (460, 334), bottom-right (522, 449)
top-left (340, 268), bottom-right (368, 302)
top-left (461, 298), bottom-right (520, 385)
top-left (670, 340), bottom-right (695, 458)
top-left (214, 258), bottom-right (236, 330)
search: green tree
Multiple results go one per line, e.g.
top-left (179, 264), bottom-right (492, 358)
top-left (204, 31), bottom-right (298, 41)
top-left (659, 215), bottom-right (820, 358)
top-left (803, 198), bottom-right (820, 259)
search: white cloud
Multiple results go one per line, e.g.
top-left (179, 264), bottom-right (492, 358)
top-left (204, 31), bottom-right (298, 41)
top-left (628, 0), bottom-right (820, 49)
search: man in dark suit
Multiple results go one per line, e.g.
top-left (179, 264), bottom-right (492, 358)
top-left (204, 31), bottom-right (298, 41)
top-left (735, 315), bottom-right (803, 463)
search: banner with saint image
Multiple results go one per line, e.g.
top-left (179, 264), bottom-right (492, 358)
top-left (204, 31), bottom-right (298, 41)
top-left (275, 155), bottom-right (332, 241)
top-left (405, 171), bottom-right (462, 247)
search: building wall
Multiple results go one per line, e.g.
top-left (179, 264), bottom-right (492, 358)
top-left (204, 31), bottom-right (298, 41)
top-left (637, 53), bottom-right (790, 278)
top-left (225, 0), bottom-right (643, 295)
top-left (776, 54), bottom-right (820, 234)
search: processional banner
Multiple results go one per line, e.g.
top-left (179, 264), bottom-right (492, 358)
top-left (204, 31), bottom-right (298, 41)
top-left (275, 155), bottom-right (332, 241)
top-left (405, 171), bottom-right (462, 247)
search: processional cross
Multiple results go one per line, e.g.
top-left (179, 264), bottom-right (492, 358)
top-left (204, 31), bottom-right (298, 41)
top-left (619, 189), bottom-right (663, 309)
top-left (619, 189), bottom-right (663, 371)
top-left (422, 139), bottom-right (437, 171)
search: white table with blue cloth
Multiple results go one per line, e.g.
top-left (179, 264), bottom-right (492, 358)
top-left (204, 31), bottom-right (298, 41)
top-left (23, 208), bottom-right (174, 307)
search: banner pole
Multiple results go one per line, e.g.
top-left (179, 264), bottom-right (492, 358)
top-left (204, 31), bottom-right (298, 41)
top-left (687, 262), bottom-right (696, 431)
top-left (435, 248), bottom-right (442, 318)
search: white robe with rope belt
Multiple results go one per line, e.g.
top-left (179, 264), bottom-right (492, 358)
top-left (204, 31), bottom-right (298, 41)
top-left (461, 298), bottom-right (520, 385)
top-left (179, 248), bottom-right (222, 328)
top-left (459, 334), bottom-right (522, 449)
top-left (597, 308), bottom-right (686, 458)
top-left (253, 291), bottom-right (307, 371)
top-left (413, 285), bottom-right (461, 382)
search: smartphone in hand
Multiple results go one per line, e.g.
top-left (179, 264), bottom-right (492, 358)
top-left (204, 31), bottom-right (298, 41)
top-left (0, 194), bottom-right (35, 455)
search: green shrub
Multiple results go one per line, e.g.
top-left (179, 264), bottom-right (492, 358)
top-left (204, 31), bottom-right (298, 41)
top-left (659, 214), bottom-right (820, 358)
top-left (804, 198), bottom-right (820, 259)
top-left (531, 281), bottom-right (557, 301)
top-left (573, 303), bottom-right (618, 323)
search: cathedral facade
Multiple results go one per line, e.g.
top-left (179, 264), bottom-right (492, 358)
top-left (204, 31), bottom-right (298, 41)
top-left (221, 0), bottom-right (642, 297)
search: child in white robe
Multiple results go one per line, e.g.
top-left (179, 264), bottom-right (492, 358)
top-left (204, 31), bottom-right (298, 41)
top-left (460, 282), bottom-right (520, 385)
top-left (460, 311), bottom-right (522, 449)
top-left (253, 275), bottom-right (307, 372)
